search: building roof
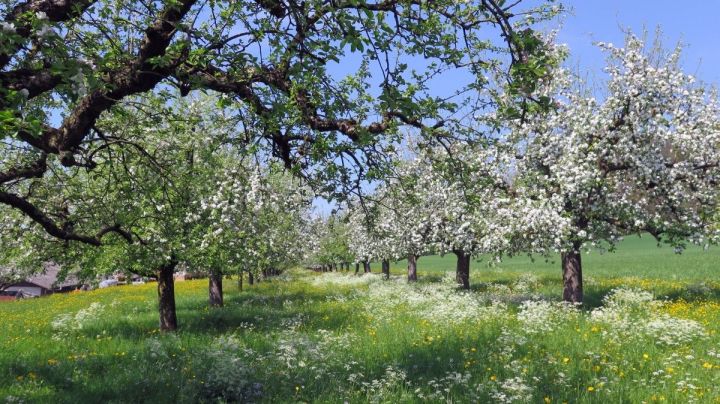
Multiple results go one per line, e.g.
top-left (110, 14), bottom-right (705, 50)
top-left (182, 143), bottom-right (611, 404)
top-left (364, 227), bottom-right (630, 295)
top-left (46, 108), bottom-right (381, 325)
top-left (24, 264), bottom-right (80, 290)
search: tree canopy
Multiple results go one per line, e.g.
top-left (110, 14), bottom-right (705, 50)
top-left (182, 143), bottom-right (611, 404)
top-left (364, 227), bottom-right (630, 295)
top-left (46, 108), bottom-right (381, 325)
top-left (1, 0), bottom-right (561, 246)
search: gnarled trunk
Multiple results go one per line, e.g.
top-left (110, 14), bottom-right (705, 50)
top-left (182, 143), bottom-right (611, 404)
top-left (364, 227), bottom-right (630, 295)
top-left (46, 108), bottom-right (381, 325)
top-left (157, 261), bottom-right (178, 331)
top-left (407, 254), bottom-right (418, 282)
top-left (562, 246), bottom-right (583, 303)
top-left (381, 259), bottom-right (390, 279)
top-left (209, 269), bottom-right (223, 307)
top-left (454, 250), bottom-right (470, 289)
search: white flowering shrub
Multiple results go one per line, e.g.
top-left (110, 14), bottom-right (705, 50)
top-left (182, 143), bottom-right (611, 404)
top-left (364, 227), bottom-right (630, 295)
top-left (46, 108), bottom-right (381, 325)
top-left (51, 302), bottom-right (106, 340)
top-left (356, 366), bottom-right (410, 403)
top-left (490, 376), bottom-right (534, 403)
top-left (645, 316), bottom-right (707, 346)
top-left (310, 272), bottom-right (382, 287)
top-left (198, 334), bottom-right (259, 401)
top-left (591, 287), bottom-right (706, 346)
top-left (517, 300), bottom-right (578, 334)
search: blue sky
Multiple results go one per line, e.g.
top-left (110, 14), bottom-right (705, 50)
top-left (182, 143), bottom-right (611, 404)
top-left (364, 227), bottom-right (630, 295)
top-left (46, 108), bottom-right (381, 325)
top-left (557, 0), bottom-right (720, 85)
top-left (314, 0), bottom-right (720, 215)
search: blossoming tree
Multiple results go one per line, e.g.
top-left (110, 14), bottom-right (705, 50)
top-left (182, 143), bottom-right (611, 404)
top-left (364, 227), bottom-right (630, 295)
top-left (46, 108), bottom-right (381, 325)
top-left (500, 35), bottom-right (720, 303)
top-left (190, 163), bottom-right (312, 304)
top-left (1, 0), bottom-right (561, 246)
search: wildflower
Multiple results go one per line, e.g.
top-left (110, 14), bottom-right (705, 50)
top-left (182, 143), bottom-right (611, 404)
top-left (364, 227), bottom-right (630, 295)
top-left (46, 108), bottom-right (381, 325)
top-left (544, 397), bottom-right (551, 403)
top-left (587, 386), bottom-right (594, 392)
top-left (47, 359), bottom-right (58, 366)
top-left (702, 362), bottom-right (713, 369)
top-left (562, 357), bottom-right (570, 364)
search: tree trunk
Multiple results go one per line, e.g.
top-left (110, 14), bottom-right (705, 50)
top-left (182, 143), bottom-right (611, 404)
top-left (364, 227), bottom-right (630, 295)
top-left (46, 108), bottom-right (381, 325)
top-left (238, 272), bottom-right (243, 292)
top-left (363, 261), bottom-right (371, 273)
top-left (562, 246), bottom-right (583, 303)
top-left (209, 269), bottom-right (223, 307)
top-left (454, 250), bottom-right (470, 290)
top-left (355, 263), bottom-right (360, 274)
top-left (407, 254), bottom-right (418, 282)
top-left (381, 259), bottom-right (390, 279)
top-left (248, 271), bottom-right (254, 285)
top-left (157, 261), bottom-right (178, 331)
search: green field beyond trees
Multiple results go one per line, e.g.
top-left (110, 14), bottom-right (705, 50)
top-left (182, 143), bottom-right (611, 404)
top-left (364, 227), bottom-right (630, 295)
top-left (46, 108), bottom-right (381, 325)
top-left (2, 236), bottom-right (720, 403)
top-left (388, 235), bottom-right (720, 281)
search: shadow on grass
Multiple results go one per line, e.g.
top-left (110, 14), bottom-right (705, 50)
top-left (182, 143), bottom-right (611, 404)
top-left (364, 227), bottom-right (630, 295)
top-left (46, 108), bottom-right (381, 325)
top-left (74, 285), bottom-right (362, 341)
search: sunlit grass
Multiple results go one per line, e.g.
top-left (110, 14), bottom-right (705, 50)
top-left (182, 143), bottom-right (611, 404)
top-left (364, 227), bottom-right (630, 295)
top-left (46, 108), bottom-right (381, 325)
top-left (2, 241), bottom-right (720, 403)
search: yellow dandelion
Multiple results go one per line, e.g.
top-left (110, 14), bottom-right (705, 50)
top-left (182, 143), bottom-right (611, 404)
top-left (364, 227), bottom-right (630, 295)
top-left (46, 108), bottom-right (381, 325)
top-left (587, 386), bottom-right (595, 392)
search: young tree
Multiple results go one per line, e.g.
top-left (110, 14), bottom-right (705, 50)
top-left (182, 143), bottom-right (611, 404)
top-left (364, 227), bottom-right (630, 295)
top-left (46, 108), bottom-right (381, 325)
top-left (500, 35), bottom-right (720, 303)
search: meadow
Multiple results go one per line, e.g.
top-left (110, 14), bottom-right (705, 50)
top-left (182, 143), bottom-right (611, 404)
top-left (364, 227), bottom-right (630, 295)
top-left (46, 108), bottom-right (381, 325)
top-left (2, 236), bottom-right (720, 403)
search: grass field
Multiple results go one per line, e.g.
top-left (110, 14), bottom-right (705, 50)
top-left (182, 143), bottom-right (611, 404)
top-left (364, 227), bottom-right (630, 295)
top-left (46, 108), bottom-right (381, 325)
top-left (387, 234), bottom-right (720, 280)
top-left (2, 236), bottom-right (720, 403)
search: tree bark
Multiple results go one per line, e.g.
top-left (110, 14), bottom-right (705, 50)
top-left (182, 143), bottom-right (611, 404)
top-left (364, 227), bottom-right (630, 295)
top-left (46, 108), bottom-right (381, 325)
top-left (355, 262), bottom-right (360, 274)
top-left (157, 261), bottom-right (178, 331)
top-left (363, 261), bottom-right (371, 273)
top-left (381, 259), bottom-right (390, 279)
top-left (454, 250), bottom-right (470, 290)
top-left (248, 271), bottom-right (254, 285)
top-left (407, 254), bottom-right (418, 282)
top-left (562, 246), bottom-right (583, 303)
top-left (238, 272), bottom-right (243, 292)
top-left (209, 269), bottom-right (223, 307)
